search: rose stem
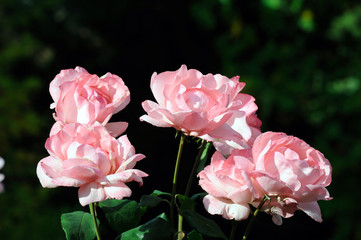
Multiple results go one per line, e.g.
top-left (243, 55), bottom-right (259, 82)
top-left (229, 220), bottom-right (239, 240)
top-left (89, 202), bottom-right (102, 240)
top-left (170, 133), bottom-right (186, 239)
top-left (242, 194), bottom-right (270, 240)
top-left (184, 139), bottom-right (208, 197)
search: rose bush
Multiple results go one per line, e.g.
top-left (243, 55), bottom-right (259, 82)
top-left (49, 67), bottom-right (130, 129)
top-left (35, 65), bottom-right (333, 240)
top-left (250, 131), bottom-right (332, 225)
top-left (36, 122), bottom-right (147, 206)
top-left (140, 65), bottom-right (260, 144)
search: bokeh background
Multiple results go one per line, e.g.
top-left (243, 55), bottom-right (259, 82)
top-left (0, 0), bottom-right (360, 239)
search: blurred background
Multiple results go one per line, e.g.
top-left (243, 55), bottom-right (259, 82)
top-left (0, 0), bottom-right (360, 239)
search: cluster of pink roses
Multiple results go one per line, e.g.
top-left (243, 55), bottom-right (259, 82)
top-left (36, 67), bottom-right (147, 206)
top-left (36, 64), bottom-right (332, 228)
top-left (140, 65), bottom-right (332, 225)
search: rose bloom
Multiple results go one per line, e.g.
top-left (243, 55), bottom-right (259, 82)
top-left (140, 65), bottom-right (253, 139)
top-left (250, 132), bottom-right (332, 225)
top-left (198, 150), bottom-right (260, 221)
top-left (50, 67), bottom-right (130, 128)
top-left (0, 157), bottom-right (4, 193)
top-left (202, 93), bottom-right (262, 156)
top-left (36, 122), bottom-right (147, 206)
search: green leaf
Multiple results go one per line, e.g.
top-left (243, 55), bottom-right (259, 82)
top-left (191, 192), bottom-right (207, 201)
top-left (139, 190), bottom-right (172, 208)
top-left (182, 209), bottom-right (227, 240)
top-left (140, 195), bottom-right (168, 208)
top-left (177, 194), bottom-right (195, 211)
top-left (121, 213), bottom-right (173, 240)
top-left (61, 211), bottom-right (97, 240)
top-left (151, 189), bottom-right (171, 197)
top-left (99, 199), bottom-right (144, 234)
top-left (188, 230), bottom-right (203, 240)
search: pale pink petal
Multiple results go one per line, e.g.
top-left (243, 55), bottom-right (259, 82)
top-left (40, 157), bottom-right (86, 187)
top-left (298, 201), bottom-right (323, 222)
top-left (36, 157), bottom-right (58, 188)
top-left (198, 165), bottom-right (230, 199)
top-left (251, 171), bottom-right (293, 196)
top-left (105, 122), bottom-right (128, 137)
top-left (49, 121), bottom-right (64, 136)
top-left (78, 182), bottom-right (106, 206)
top-left (50, 68), bottom-right (85, 104)
top-left (203, 195), bottom-right (250, 221)
top-left (0, 157), bottom-right (4, 169)
top-left (104, 182), bottom-right (132, 199)
top-left (274, 152), bottom-right (301, 191)
top-left (104, 169), bottom-right (148, 184)
top-left (61, 159), bottom-right (100, 183)
top-left (272, 214), bottom-right (283, 226)
top-left (140, 101), bottom-right (174, 127)
top-left (118, 154), bottom-right (146, 171)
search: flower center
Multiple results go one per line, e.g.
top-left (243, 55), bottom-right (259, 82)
top-left (183, 89), bottom-right (214, 111)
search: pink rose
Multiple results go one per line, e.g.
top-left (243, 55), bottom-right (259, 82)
top-left (198, 150), bottom-right (260, 220)
top-left (140, 65), bottom-right (247, 137)
top-left (36, 122), bottom-right (147, 206)
top-left (250, 132), bottom-right (332, 225)
top-left (50, 67), bottom-right (130, 127)
top-left (0, 157), bottom-right (4, 193)
top-left (202, 93), bottom-right (262, 155)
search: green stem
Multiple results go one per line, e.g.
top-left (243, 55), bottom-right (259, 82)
top-left (229, 220), bottom-right (239, 240)
top-left (89, 202), bottom-right (102, 240)
top-left (178, 213), bottom-right (184, 240)
top-left (242, 195), bottom-right (270, 240)
top-left (184, 140), bottom-right (208, 197)
top-left (170, 134), bottom-right (186, 232)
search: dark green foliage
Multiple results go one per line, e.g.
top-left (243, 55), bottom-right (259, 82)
top-left (120, 213), bottom-right (173, 240)
top-left (98, 199), bottom-right (145, 234)
top-left (182, 209), bottom-right (227, 240)
top-left (61, 211), bottom-right (97, 240)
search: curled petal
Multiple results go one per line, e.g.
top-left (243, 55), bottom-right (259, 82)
top-left (36, 157), bottom-right (58, 188)
top-left (103, 182), bottom-right (132, 199)
top-left (103, 169), bottom-right (148, 185)
top-left (298, 201), bottom-right (323, 222)
top-left (140, 101), bottom-right (174, 127)
top-left (78, 182), bottom-right (106, 206)
top-left (105, 121), bottom-right (128, 138)
top-left (203, 195), bottom-right (250, 221)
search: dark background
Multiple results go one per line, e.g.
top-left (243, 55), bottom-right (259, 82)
top-left (0, 0), bottom-right (360, 239)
